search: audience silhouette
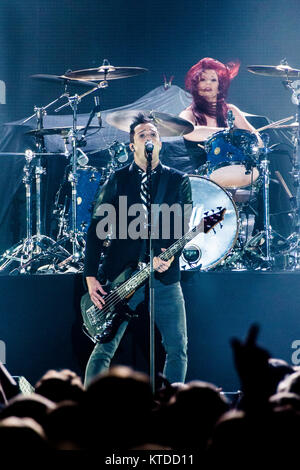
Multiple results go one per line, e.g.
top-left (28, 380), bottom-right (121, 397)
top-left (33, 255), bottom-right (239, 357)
top-left (0, 324), bottom-right (299, 459)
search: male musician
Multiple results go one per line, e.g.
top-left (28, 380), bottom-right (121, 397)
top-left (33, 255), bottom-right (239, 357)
top-left (83, 113), bottom-right (192, 387)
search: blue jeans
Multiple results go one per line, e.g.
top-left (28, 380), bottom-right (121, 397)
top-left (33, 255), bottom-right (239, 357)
top-left (84, 279), bottom-right (188, 386)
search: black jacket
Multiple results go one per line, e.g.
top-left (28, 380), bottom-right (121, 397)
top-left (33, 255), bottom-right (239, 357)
top-left (83, 161), bottom-right (192, 284)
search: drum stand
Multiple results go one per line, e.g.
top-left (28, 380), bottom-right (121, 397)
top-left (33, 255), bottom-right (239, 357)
top-left (259, 137), bottom-right (273, 264)
top-left (283, 83), bottom-right (300, 267)
top-left (29, 91), bottom-right (99, 273)
top-left (40, 94), bottom-right (90, 272)
top-left (0, 149), bottom-right (70, 274)
top-left (221, 138), bottom-right (288, 271)
top-left (0, 102), bottom-right (71, 274)
top-left (241, 137), bottom-right (291, 270)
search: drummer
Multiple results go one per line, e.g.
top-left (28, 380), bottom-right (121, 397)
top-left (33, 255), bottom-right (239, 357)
top-left (179, 57), bottom-right (263, 147)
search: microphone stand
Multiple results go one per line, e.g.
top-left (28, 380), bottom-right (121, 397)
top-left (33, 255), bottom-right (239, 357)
top-left (79, 91), bottom-right (102, 143)
top-left (145, 147), bottom-right (155, 393)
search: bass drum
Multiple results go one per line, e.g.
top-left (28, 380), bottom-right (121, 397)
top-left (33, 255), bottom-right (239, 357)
top-left (180, 175), bottom-right (239, 271)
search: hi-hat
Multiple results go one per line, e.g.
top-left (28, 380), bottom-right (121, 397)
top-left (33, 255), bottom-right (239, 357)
top-left (64, 66), bottom-right (148, 81)
top-left (26, 126), bottom-right (100, 137)
top-left (31, 74), bottom-right (97, 88)
top-left (247, 65), bottom-right (300, 78)
top-left (105, 110), bottom-right (194, 137)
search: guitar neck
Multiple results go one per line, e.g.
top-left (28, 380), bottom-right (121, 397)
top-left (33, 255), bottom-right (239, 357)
top-left (116, 223), bottom-right (203, 300)
top-left (158, 224), bottom-right (202, 262)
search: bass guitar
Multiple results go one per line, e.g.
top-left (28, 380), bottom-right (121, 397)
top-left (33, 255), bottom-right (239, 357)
top-left (81, 208), bottom-right (226, 343)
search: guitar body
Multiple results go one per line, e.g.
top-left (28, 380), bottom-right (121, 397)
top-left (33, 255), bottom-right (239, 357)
top-left (81, 266), bottom-right (140, 344)
top-left (81, 208), bottom-right (226, 344)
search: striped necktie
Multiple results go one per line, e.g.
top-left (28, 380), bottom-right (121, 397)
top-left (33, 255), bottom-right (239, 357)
top-left (139, 167), bottom-right (157, 226)
top-left (140, 171), bottom-right (149, 214)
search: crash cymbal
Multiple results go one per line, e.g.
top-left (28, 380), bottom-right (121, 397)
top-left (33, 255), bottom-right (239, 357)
top-left (31, 74), bottom-right (97, 88)
top-left (105, 110), bottom-right (194, 137)
top-left (64, 66), bottom-right (148, 81)
top-left (26, 126), bottom-right (100, 137)
top-left (247, 65), bottom-right (300, 78)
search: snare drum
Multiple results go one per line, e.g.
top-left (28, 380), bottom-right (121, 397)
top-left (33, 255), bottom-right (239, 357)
top-left (204, 129), bottom-right (259, 189)
top-left (180, 175), bottom-right (239, 271)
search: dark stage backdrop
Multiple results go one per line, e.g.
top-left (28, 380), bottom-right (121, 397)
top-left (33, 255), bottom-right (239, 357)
top-left (0, 0), bottom-right (300, 123)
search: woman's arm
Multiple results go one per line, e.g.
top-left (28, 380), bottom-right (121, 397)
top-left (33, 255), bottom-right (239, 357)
top-left (228, 104), bottom-right (264, 147)
top-left (179, 107), bottom-right (225, 142)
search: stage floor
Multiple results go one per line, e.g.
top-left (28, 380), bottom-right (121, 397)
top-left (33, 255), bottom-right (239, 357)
top-left (0, 271), bottom-right (299, 390)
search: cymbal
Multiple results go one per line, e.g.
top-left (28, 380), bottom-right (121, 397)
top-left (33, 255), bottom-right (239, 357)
top-left (105, 110), bottom-right (194, 137)
top-left (247, 65), bottom-right (300, 78)
top-left (31, 74), bottom-right (97, 88)
top-left (26, 126), bottom-right (100, 137)
top-left (64, 66), bottom-right (148, 81)
top-left (0, 152), bottom-right (66, 156)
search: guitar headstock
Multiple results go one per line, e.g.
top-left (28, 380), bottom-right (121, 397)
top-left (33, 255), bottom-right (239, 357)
top-left (203, 207), bottom-right (226, 234)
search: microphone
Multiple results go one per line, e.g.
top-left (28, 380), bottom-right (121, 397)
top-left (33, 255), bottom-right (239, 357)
top-left (94, 95), bottom-right (102, 127)
top-left (145, 140), bottom-right (154, 153)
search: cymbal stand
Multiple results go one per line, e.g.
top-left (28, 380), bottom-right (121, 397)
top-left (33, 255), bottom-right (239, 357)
top-left (0, 151), bottom-right (35, 271)
top-left (55, 93), bottom-right (87, 261)
top-left (51, 75), bottom-right (110, 269)
top-left (23, 92), bottom-right (71, 246)
top-left (252, 135), bottom-right (291, 269)
top-left (0, 92), bottom-right (75, 273)
top-left (259, 134), bottom-right (273, 264)
top-left (290, 86), bottom-right (300, 266)
top-left (0, 151), bottom-right (70, 273)
top-left (280, 76), bottom-right (300, 267)
top-left (34, 107), bottom-right (46, 240)
top-left (291, 94), bottom-right (300, 234)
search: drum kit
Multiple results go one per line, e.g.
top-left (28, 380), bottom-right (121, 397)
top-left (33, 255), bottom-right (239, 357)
top-left (0, 59), bottom-right (300, 274)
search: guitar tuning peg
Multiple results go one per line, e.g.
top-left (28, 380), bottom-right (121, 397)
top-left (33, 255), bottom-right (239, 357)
top-left (211, 209), bottom-right (215, 213)
top-left (217, 206), bottom-right (222, 211)
top-left (220, 223), bottom-right (223, 229)
top-left (212, 228), bottom-right (216, 234)
top-left (204, 211), bottom-right (209, 216)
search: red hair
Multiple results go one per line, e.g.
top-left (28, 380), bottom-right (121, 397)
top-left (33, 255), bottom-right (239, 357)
top-left (185, 57), bottom-right (240, 127)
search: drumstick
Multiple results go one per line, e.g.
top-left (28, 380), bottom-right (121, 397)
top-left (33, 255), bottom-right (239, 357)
top-left (255, 115), bottom-right (294, 133)
top-left (275, 170), bottom-right (293, 199)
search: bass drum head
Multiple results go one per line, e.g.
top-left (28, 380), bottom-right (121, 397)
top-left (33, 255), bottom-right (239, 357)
top-left (180, 175), bottom-right (239, 271)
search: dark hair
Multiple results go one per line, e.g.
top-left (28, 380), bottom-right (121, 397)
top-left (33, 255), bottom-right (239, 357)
top-left (129, 113), bottom-right (158, 143)
top-left (185, 57), bottom-right (240, 127)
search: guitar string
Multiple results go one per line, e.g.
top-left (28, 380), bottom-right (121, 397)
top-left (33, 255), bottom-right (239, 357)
top-left (89, 213), bottom-right (220, 319)
top-left (90, 238), bottom-right (185, 318)
top-left (90, 223), bottom-right (205, 319)
top-left (90, 219), bottom-right (217, 319)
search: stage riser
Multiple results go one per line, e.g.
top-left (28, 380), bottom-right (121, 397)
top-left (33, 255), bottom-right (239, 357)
top-left (182, 272), bottom-right (300, 389)
top-left (0, 272), bottom-right (299, 390)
